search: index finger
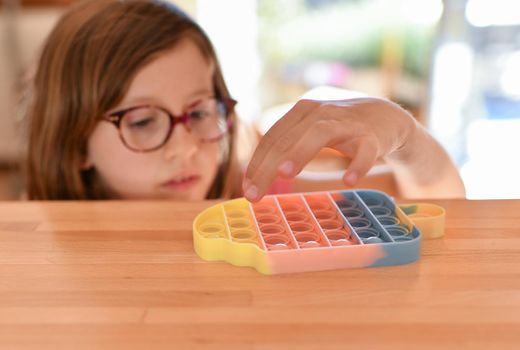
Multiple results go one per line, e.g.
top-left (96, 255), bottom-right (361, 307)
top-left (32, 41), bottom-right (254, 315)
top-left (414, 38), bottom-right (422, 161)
top-left (244, 100), bottom-right (317, 184)
top-left (243, 121), bottom-right (336, 202)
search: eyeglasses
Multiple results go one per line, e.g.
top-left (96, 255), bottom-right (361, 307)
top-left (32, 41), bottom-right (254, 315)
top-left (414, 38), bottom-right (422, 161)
top-left (103, 97), bottom-right (236, 152)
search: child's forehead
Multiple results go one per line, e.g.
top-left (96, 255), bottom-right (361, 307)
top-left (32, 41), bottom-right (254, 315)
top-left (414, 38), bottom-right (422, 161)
top-left (137, 40), bottom-right (213, 78)
top-left (117, 40), bottom-right (215, 108)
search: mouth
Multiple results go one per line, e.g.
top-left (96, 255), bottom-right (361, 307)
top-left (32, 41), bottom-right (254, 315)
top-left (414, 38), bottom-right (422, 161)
top-left (161, 174), bottom-right (201, 191)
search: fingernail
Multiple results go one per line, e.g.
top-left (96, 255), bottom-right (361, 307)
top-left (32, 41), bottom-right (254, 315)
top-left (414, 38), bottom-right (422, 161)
top-left (278, 161), bottom-right (294, 176)
top-left (245, 185), bottom-right (258, 201)
top-left (344, 171), bottom-right (358, 185)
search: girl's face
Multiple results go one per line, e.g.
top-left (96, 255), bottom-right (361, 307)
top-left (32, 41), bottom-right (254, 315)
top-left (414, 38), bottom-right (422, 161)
top-left (85, 39), bottom-right (221, 200)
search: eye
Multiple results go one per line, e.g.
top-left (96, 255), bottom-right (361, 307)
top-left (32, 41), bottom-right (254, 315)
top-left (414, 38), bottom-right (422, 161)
top-left (122, 107), bottom-right (163, 130)
top-left (188, 109), bottom-right (210, 120)
top-left (128, 116), bottom-right (156, 129)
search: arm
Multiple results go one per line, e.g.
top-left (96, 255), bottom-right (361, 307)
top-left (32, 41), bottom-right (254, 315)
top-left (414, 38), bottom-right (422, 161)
top-left (385, 119), bottom-right (465, 198)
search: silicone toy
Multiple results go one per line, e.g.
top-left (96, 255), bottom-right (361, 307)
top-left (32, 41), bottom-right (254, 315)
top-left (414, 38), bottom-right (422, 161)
top-left (193, 189), bottom-right (444, 274)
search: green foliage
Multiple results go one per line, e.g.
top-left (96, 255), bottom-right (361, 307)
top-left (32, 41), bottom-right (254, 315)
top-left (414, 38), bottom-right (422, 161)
top-left (257, 0), bottom-right (439, 78)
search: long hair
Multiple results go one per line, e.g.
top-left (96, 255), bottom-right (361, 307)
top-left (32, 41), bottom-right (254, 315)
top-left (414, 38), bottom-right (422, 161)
top-left (24, 0), bottom-right (241, 199)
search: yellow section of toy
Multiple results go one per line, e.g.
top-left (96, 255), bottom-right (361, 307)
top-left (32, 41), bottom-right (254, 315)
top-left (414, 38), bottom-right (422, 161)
top-left (399, 203), bottom-right (446, 239)
top-left (193, 198), bottom-right (271, 274)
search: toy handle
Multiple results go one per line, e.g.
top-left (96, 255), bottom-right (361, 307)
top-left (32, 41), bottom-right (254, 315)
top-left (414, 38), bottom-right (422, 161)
top-left (399, 203), bottom-right (446, 239)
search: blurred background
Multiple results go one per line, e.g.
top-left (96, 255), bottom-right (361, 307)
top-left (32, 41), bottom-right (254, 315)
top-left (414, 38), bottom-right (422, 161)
top-left (1, 0), bottom-right (519, 199)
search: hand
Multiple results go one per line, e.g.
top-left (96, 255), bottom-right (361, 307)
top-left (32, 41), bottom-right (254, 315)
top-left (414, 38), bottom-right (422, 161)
top-left (242, 97), bottom-right (417, 202)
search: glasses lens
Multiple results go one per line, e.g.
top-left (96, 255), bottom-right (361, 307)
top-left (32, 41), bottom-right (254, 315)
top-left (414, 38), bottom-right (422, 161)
top-left (188, 98), bottom-right (230, 142)
top-left (116, 98), bottom-right (232, 152)
top-left (120, 107), bottom-right (170, 151)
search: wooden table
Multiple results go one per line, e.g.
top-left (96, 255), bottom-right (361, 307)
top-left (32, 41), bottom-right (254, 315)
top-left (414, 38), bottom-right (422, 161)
top-left (0, 199), bottom-right (519, 349)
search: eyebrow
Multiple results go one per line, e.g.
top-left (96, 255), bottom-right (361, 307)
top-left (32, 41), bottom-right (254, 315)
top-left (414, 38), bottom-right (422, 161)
top-left (112, 88), bottom-right (214, 113)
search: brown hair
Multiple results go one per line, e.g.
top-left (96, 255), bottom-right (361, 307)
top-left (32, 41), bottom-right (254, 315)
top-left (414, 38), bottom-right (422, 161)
top-left (25, 0), bottom-right (242, 200)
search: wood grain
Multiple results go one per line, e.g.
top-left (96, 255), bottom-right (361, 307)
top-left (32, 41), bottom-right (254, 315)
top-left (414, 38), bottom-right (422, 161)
top-left (0, 199), bottom-right (519, 349)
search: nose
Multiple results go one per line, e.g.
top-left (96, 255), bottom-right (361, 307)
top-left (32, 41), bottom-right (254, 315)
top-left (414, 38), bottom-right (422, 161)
top-left (162, 123), bottom-right (199, 161)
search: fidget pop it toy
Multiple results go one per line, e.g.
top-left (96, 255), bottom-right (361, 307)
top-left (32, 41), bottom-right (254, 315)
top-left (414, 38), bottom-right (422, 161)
top-left (193, 189), bottom-right (445, 274)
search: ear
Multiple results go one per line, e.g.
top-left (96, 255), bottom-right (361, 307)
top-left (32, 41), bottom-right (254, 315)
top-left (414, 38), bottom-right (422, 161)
top-left (81, 153), bottom-right (93, 170)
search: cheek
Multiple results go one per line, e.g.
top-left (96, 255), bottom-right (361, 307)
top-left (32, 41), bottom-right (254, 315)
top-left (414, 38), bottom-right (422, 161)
top-left (88, 123), bottom-right (129, 166)
top-left (197, 143), bottom-right (221, 181)
top-left (203, 142), bottom-right (220, 163)
top-left (87, 124), bottom-right (156, 189)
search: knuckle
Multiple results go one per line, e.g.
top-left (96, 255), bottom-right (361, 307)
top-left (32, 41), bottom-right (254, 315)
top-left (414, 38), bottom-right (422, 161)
top-left (318, 103), bottom-right (336, 115)
top-left (293, 99), bottom-right (318, 117)
top-left (257, 133), bottom-right (275, 153)
top-left (274, 135), bottom-right (293, 154)
top-left (295, 99), bottom-right (316, 109)
top-left (313, 119), bottom-right (332, 133)
top-left (365, 134), bottom-right (380, 149)
top-left (319, 102), bottom-right (344, 117)
top-left (360, 136), bottom-right (381, 158)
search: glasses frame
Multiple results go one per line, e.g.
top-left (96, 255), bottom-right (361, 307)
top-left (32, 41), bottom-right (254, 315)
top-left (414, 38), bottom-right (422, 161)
top-left (103, 97), bottom-right (236, 153)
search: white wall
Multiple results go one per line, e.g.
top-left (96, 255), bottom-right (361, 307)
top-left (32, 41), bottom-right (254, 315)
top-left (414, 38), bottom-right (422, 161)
top-left (0, 8), bottom-right (62, 162)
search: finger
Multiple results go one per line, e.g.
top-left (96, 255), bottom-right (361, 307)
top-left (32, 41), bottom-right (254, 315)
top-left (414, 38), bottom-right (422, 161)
top-left (244, 100), bottom-right (317, 186)
top-left (244, 121), bottom-right (336, 202)
top-left (341, 137), bottom-right (379, 186)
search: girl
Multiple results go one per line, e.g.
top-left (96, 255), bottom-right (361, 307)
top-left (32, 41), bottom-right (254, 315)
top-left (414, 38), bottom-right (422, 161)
top-left (24, 0), bottom-right (465, 201)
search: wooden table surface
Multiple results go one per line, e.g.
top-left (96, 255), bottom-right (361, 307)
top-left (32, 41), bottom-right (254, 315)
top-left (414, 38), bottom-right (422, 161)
top-left (0, 199), bottom-right (519, 349)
